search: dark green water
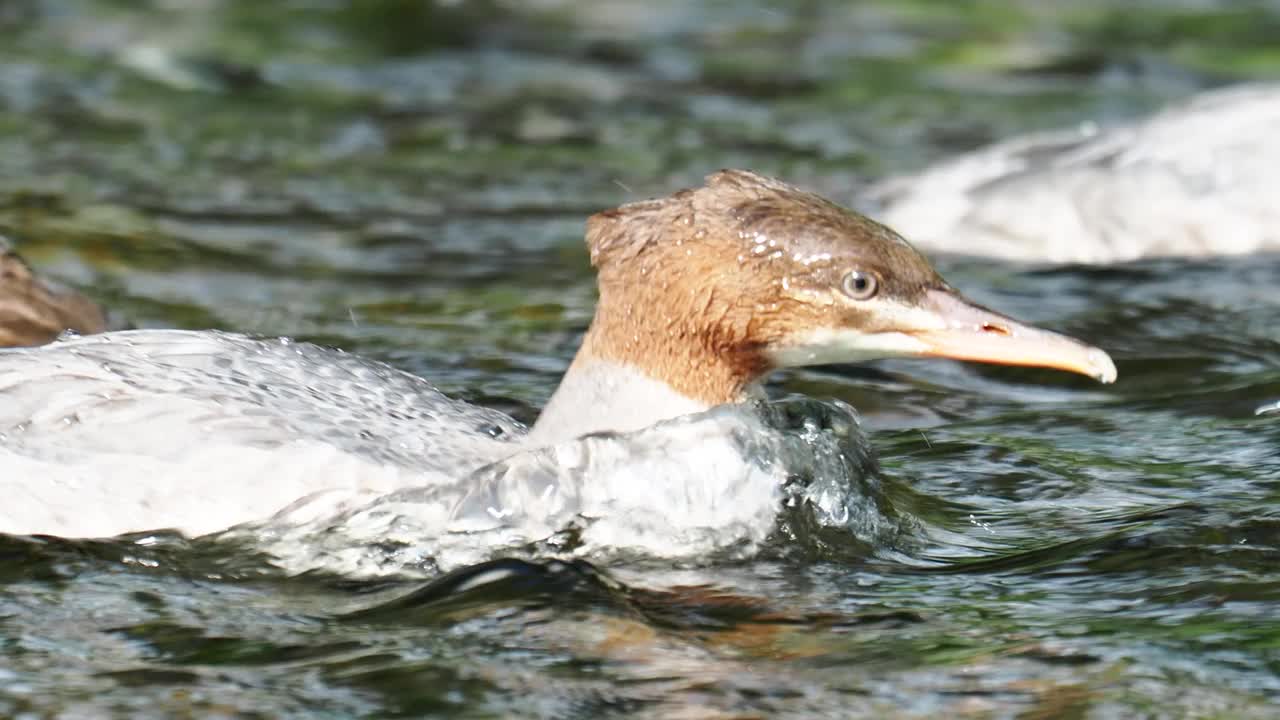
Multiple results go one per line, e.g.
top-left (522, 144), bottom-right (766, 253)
top-left (1, 1), bottom-right (1279, 717)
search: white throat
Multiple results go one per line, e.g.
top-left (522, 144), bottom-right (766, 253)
top-left (526, 360), bottom-right (713, 446)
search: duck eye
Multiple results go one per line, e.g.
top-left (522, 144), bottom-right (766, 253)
top-left (841, 270), bottom-right (879, 300)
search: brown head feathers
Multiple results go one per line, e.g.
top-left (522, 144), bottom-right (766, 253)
top-left (0, 236), bottom-right (108, 347)
top-left (575, 170), bottom-right (947, 404)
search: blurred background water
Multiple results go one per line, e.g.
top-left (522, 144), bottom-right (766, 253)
top-left (1, 0), bottom-right (1278, 717)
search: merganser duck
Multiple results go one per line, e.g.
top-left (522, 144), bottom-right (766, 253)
top-left (0, 170), bottom-right (1116, 540)
top-left (0, 234), bottom-right (108, 346)
top-left (871, 84), bottom-right (1280, 263)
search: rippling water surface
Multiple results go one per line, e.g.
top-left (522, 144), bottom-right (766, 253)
top-left (1, 1), bottom-right (1279, 717)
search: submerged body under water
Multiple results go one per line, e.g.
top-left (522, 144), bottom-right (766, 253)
top-left (0, 328), bottom-right (894, 576)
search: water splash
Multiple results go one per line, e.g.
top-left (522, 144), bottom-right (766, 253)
top-left (248, 397), bottom-right (907, 576)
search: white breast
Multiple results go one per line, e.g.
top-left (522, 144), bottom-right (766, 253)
top-left (528, 359), bottom-right (713, 444)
